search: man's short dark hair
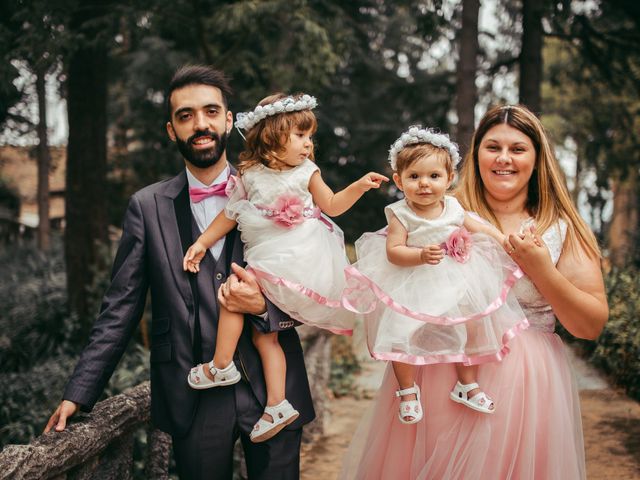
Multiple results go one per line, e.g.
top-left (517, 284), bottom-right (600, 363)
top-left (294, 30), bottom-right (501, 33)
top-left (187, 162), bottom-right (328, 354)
top-left (166, 65), bottom-right (233, 119)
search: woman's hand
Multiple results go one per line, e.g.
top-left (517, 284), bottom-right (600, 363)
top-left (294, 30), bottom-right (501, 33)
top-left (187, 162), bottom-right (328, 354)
top-left (504, 226), bottom-right (551, 277)
top-left (505, 225), bottom-right (607, 339)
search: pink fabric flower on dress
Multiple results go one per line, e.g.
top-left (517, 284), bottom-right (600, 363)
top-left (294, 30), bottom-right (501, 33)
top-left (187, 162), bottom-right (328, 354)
top-left (441, 227), bottom-right (472, 263)
top-left (273, 194), bottom-right (305, 228)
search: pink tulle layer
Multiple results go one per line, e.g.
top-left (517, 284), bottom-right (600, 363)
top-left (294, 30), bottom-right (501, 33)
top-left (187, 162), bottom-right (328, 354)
top-left (339, 330), bottom-right (586, 480)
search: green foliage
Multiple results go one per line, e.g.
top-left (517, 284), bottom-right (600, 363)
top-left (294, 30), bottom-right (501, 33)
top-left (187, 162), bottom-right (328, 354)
top-left (329, 335), bottom-right (361, 397)
top-left (0, 238), bottom-right (150, 448)
top-left (100, 0), bottom-right (457, 240)
top-left (558, 266), bottom-right (640, 402)
top-left (0, 345), bottom-right (149, 447)
top-left (0, 353), bottom-right (77, 445)
top-left (542, 2), bottom-right (640, 260)
top-left (0, 176), bottom-right (20, 217)
top-left (0, 236), bottom-right (81, 371)
top-left (589, 267), bottom-right (640, 401)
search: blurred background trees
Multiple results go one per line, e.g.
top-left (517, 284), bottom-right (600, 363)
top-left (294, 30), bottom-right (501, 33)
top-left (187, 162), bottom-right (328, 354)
top-left (1, 0), bottom-right (639, 448)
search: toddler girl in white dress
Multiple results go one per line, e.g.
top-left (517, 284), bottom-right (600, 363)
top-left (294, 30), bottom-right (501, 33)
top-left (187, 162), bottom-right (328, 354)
top-left (183, 93), bottom-right (387, 441)
top-left (343, 127), bottom-right (528, 424)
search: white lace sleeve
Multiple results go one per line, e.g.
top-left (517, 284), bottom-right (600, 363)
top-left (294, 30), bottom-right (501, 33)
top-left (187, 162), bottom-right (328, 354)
top-left (541, 219), bottom-right (568, 265)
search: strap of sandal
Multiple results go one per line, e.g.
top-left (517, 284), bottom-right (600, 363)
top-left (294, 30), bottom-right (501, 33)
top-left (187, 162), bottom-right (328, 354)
top-left (457, 382), bottom-right (479, 394)
top-left (207, 360), bottom-right (217, 376)
top-left (470, 391), bottom-right (494, 408)
top-left (395, 385), bottom-right (418, 397)
top-left (264, 400), bottom-right (293, 420)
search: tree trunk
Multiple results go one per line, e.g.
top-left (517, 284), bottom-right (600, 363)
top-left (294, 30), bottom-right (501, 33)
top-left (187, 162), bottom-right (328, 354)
top-left (455, 0), bottom-right (480, 159)
top-left (65, 6), bottom-right (110, 319)
top-left (608, 170), bottom-right (638, 267)
top-left (35, 65), bottom-right (51, 251)
top-left (519, 0), bottom-right (544, 114)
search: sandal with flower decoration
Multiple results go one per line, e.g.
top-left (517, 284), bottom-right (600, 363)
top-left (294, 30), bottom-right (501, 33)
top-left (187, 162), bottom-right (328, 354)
top-left (187, 360), bottom-right (241, 390)
top-left (395, 383), bottom-right (424, 424)
top-left (250, 399), bottom-right (300, 443)
top-left (449, 381), bottom-right (495, 414)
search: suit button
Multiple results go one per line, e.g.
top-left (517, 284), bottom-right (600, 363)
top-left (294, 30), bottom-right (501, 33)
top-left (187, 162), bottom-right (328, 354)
top-left (215, 273), bottom-right (223, 280)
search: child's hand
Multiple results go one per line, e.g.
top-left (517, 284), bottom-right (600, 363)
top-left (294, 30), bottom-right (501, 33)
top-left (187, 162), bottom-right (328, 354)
top-left (183, 241), bottom-right (207, 273)
top-left (420, 244), bottom-right (444, 265)
top-left (355, 172), bottom-right (389, 192)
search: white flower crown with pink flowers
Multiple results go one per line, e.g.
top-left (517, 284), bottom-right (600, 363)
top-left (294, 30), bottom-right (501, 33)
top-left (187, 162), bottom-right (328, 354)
top-left (235, 94), bottom-right (318, 133)
top-left (388, 126), bottom-right (461, 171)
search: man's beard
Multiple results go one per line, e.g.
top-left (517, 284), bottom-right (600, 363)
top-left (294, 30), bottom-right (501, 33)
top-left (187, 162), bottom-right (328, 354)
top-left (175, 129), bottom-right (229, 168)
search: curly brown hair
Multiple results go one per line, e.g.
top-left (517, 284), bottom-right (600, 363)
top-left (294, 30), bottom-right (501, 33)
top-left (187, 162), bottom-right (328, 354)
top-left (237, 93), bottom-right (318, 174)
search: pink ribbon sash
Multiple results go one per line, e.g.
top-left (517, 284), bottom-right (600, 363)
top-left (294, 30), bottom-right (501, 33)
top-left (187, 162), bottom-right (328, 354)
top-left (342, 264), bottom-right (524, 326)
top-left (249, 267), bottom-right (352, 336)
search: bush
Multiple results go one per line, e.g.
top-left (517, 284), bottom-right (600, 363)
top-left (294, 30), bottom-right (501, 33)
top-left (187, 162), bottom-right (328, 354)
top-left (329, 335), bottom-right (361, 397)
top-left (0, 354), bottom-right (77, 445)
top-left (0, 237), bottom-right (83, 372)
top-left (0, 176), bottom-right (20, 217)
top-left (589, 267), bottom-right (640, 401)
top-left (0, 238), bottom-right (150, 448)
top-left (558, 266), bottom-right (640, 401)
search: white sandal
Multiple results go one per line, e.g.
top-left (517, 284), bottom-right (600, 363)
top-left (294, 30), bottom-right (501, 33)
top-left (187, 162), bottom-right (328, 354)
top-left (449, 381), bottom-right (495, 414)
top-left (250, 399), bottom-right (300, 443)
top-left (187, 360), bottom-right (241, 390)
top-left (395, 383), bottom-right (424, 424)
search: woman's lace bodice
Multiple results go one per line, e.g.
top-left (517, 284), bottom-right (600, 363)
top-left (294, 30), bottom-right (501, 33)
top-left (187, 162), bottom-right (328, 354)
top-left (513, 219), bottom-right (568, 332)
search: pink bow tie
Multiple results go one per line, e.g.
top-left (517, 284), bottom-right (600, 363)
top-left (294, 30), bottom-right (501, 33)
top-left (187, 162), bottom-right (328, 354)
top-left (189, 181), bottom-right (228, 203)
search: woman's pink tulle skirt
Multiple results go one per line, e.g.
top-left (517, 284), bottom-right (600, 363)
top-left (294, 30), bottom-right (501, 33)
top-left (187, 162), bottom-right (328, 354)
top-left (340, 329), bottom-right (586, 480)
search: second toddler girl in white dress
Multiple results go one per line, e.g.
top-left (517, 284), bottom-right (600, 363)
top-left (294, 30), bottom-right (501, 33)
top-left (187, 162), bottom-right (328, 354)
top-left (184, 93), bottom-right (387, 441)
top-left (344, 127), bottom-right (529, 423)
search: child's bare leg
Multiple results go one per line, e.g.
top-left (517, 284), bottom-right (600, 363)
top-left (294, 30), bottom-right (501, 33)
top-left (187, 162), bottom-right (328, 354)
top-left (455, 363), bottom-right (481, 398)
top-left (392, 361), bottom-right (418, 418)
top-left (252, 328), bottom-right (286, 420)
top-left (203, 305), bottom-right (244, 381)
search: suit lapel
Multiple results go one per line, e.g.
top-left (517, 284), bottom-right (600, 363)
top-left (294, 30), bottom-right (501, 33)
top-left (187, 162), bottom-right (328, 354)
top-left (155, 166), bottom-right (239, 362)
top-left (155, 172), bottom-right (194, 317)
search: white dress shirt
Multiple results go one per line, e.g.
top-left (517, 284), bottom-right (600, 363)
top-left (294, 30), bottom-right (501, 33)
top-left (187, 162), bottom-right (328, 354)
top-left (186, 165), bottom-right (230, 261)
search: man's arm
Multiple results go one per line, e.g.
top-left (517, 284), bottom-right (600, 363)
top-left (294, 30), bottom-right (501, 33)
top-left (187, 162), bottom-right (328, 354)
top-left (45, 195), bottom-right (149, 432)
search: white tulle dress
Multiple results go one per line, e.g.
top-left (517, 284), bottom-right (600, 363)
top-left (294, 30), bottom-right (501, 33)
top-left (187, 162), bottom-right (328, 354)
top-left (340, 219), bottom-right (587, 480)
top-left (225, 159), bottom-right (354, 334)
top-left (343, 196), bottom-right (529, 364)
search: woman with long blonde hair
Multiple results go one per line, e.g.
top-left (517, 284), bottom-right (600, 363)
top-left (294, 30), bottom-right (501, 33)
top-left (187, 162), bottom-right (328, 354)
top-left (341, 104), bottom-right (607, 479)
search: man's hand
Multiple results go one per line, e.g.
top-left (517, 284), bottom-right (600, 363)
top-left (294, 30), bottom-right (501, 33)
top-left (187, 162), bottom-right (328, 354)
top-left (218, 263), bottom-right (267, 315)
top-left (420, 244), bottom-right (444, 265)
top-left (44, 400), bottom-right (79, 433)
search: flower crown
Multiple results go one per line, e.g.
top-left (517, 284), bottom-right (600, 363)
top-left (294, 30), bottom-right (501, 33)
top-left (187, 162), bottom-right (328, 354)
top-left (235, 94), bottom-right (318, 132)
top-left (388, 126), bottom-right (461, 171)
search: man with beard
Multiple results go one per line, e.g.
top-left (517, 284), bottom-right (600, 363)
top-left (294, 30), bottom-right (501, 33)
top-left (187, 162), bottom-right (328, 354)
top-left (44, 65), bottom-right (315, 479)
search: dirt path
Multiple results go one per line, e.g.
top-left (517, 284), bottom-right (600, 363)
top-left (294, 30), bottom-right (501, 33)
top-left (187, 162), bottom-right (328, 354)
top-left (301, 351), bottom-right (640, 480)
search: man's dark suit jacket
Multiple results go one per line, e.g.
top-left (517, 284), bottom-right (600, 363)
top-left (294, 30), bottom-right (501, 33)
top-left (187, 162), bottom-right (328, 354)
top-left (63, 170), bottom-right (315, 437)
